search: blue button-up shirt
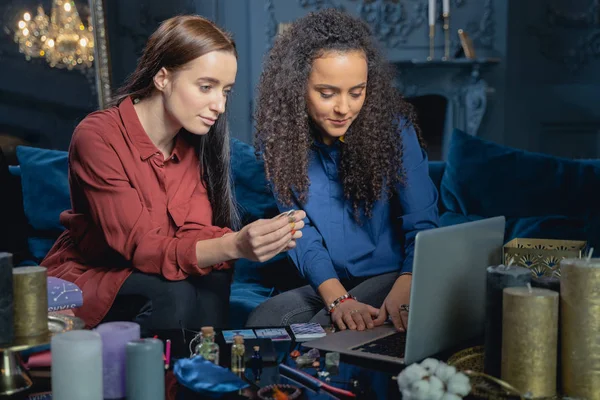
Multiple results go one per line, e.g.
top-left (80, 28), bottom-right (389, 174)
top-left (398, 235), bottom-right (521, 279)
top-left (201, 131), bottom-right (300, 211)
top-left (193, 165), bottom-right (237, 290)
top-left (278, 124), bottom-right (440, 291)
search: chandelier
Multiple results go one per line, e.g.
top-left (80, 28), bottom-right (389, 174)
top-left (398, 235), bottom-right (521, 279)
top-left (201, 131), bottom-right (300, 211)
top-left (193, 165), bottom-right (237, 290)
top-left (14, 0), bottom-right (94, 70)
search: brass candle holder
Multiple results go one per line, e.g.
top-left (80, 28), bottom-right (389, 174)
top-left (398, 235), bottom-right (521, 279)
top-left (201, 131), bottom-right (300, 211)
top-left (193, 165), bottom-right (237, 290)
top-left (442, 13), bottom-right (450, 60)
top-left (427, 25), bottom-right (435, 61)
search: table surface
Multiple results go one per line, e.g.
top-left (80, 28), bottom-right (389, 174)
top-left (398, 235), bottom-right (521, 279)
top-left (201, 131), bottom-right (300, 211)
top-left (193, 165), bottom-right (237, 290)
top-left (172, 327), bottom-right (404, 400)
top-left (16, 326), bottom-right (477, 400)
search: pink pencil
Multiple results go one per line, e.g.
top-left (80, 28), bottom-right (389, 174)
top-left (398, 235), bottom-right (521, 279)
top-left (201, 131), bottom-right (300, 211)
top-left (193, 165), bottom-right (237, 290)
top-left (165, 339), bottom-right (171, 369)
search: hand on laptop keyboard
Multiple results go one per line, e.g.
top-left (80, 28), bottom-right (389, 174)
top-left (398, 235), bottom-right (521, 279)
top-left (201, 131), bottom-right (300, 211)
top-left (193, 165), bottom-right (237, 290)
top-left (330, 299), bottom-right (380, 331)
top-left (374, 274), bottom-right (411, 331)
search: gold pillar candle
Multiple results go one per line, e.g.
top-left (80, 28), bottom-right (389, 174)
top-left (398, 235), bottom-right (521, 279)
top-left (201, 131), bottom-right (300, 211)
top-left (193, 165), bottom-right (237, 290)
top-left (501, 286), bottom-right (559, 397)
top-left (561, 258), bottom-right (600, 399)
top-left (12, 266), bottom-right (48, 338)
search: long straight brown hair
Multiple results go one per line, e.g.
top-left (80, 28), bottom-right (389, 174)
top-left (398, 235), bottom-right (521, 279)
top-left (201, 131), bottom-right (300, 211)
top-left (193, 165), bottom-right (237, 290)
top-left (111, 15), bottom-right (240, 230)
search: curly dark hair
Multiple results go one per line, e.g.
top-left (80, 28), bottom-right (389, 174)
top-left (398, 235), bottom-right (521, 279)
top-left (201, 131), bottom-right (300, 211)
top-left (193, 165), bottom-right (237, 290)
top-left (255, 9), bottom-right (423, 220)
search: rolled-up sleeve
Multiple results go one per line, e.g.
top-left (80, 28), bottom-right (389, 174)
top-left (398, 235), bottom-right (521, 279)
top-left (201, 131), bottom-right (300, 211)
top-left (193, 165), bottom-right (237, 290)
top-left (396, 125), bottom-right (440, 273)
top-left (70, 128), bottom-right (230, 280)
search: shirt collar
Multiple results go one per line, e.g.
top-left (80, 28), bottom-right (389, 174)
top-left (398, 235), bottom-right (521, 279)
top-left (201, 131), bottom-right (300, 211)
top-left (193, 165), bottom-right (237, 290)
top-left (119, 97), bottom-right (161, 160)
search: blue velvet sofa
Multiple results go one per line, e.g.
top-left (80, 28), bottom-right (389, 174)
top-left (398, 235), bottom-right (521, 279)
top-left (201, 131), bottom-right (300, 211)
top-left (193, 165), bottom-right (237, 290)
top-left (4, 129), bottom-right (600, 328)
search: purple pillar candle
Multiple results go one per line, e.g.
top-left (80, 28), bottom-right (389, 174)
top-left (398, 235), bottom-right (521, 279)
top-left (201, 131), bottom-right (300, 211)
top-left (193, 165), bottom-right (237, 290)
top-left (484, 264), bottom-right (532, 378)
top-left (95, 321), bottom-right (141, 399)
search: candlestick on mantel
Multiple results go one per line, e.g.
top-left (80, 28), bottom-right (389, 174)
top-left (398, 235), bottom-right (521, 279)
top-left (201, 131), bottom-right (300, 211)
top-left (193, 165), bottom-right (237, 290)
top-left (51, 330), bottom-right (103, 400)
top-left (428, 0), bottom-right (435, 61)
top-left (442, 13), bottom-right (450, 60)
top-left (483, 265), bottom-right (531, 378)
top-left (442, 0), bottom-right (450, 61)
top-left (501, 286), bottom-right (558, 398)
top-left (561, 258), bottom-right (600, 399)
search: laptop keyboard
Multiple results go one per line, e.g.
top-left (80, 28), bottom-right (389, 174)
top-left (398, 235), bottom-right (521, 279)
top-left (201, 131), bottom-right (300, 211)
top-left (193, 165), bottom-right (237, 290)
top-left (351, 332), bottom-right (407, 358)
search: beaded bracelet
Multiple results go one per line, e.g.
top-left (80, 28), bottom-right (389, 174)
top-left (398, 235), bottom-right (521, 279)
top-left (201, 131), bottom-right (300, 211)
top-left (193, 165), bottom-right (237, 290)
top-left (326, 293), bottom-right (357, 313)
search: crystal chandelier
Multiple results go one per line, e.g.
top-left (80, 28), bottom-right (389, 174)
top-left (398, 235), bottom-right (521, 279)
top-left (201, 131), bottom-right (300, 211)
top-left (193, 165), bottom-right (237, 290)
top-left (14, 0), bottom-right (94, 70)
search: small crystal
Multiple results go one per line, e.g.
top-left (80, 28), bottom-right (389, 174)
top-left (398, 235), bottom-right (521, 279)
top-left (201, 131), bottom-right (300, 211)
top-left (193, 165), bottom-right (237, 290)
top-left (325, 352), bottom-right (340, 367)
top-left (295, 354), bottom-right (316, 366)
top-left (306, 348), bottom-right (320, 359)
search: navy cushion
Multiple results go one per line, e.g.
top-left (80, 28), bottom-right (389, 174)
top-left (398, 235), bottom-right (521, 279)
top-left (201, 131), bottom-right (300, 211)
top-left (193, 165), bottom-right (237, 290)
top-left (229, 282), bottom-right (274, 328)
top-left (230, 138), bottom-right (279, 224)
top-left (428, 161), bottom-right (446, 214)
top-left (230, 139), bottom-right (304, 290)
top-left (441, 129), bottom-right (600, 218)
top-left (16, 146), bottom-right (70, 260)
top-left (440, 129), bottom-right (600, 246)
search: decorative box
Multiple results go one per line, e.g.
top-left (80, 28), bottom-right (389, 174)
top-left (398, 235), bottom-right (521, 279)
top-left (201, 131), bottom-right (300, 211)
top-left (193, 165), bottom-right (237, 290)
top-left (503, 238), bottom-right (587, 277)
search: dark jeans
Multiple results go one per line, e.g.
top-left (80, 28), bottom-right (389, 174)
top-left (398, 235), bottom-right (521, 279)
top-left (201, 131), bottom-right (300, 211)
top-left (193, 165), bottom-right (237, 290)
top-left (103, 270), bottom-right (231, 337)
top-left (246, 272), bottom-right (399, 327)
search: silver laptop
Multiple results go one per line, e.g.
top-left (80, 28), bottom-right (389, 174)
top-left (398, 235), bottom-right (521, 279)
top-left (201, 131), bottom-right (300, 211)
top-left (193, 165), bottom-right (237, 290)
top-left (303, 216), bottom-right (505, 365)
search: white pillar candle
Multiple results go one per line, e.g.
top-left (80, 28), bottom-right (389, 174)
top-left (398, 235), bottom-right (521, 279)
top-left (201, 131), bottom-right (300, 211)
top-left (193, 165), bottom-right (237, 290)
top-left (429, 0), bottom-right (436, 25)
top-left (51, 330), bottom-right (103, 400)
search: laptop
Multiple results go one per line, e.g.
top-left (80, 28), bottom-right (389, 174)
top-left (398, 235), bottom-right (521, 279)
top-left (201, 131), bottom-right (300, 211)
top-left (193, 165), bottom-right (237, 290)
top-left (303, 216), bottom-right (505, 365)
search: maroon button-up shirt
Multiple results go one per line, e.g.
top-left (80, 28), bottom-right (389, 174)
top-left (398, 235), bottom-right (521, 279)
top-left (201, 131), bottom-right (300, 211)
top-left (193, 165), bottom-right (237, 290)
top-left (43, 97), bottom-right (233, 328)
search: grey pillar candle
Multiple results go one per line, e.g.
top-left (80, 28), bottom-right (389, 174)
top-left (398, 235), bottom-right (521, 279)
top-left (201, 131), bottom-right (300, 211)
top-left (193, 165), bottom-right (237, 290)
top-left (484, 264), bottom-right (531, 377)
top-left (531, 275), bottom-right (560, 292)
top-left (0, 253), bottom-right (14, 345)
top-left (126, 338), bottom-right (165, 400)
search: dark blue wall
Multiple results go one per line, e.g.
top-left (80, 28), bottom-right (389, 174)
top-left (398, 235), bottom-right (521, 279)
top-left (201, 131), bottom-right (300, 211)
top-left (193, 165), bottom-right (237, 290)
top-left (505, 0), bottom-right (600, 159)
top-left (1, 0), bottom-right (599, 158)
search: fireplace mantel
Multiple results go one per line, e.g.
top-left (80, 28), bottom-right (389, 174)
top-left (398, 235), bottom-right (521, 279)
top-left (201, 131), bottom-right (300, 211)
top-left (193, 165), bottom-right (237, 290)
top-left (394, 58), bottom-right (500, 159)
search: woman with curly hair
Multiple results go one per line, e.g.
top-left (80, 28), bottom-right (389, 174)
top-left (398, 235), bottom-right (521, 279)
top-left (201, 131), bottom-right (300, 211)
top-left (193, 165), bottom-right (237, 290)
top-left (248, 9), bottom-right (439, 332)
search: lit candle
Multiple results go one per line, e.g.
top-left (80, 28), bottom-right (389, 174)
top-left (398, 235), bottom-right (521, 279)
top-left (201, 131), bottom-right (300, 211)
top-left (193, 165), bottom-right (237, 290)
top-left (443, 0), bottom-right (450, 15)
top-left (501, 286), bottom-right (558, 397)
top-left (95, 321), bottom-right (141, 399)
top-left (561, 258), bottom-right (600, 399)
top-left (429, 0), bottom-right (436, 26)
top-left (0, 253), bottom-right (13, 345)
top-left (126, 338), bottom-right (165, 400)
top-left (51, 330), bottom-right (103, 400)
top-left (483, 264), bottom-right (531, 378)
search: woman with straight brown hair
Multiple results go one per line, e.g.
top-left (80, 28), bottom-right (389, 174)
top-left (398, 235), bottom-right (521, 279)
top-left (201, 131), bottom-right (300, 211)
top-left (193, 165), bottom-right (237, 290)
top-left (42, 15), bottom-right (305, 334)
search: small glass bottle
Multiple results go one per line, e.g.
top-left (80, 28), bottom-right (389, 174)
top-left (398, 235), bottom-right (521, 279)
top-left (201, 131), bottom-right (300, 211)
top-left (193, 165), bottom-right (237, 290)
top-left (250, 345), bottom-right (263, 381)
top-left (194, 326), bottom-right (220, 365)
top-left (231, 335), bottom-right (245, 374)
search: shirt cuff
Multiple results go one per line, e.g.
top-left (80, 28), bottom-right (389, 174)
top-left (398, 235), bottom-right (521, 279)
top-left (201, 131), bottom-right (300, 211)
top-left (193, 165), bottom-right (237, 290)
top-left (177, 236), bottom-right (212, 276)
top-left (304, 257), bottom-right (339, 292)
top-left (176, 227), bottom-right (233, 276)
top-left (401, 251), bottom-right (414, 274)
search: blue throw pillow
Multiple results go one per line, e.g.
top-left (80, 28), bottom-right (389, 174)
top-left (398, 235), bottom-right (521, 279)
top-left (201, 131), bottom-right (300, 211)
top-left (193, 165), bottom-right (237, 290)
top-left (230, 138), bottom-right (279, 223)
top-left (229, 139), bottom-right (305, 289)
top-left (440, 130), bottom-right (600, 247)
top-left (16, 146), bottom-right (70, 259)
top-left (441, 129), bottom-right (600, 219)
